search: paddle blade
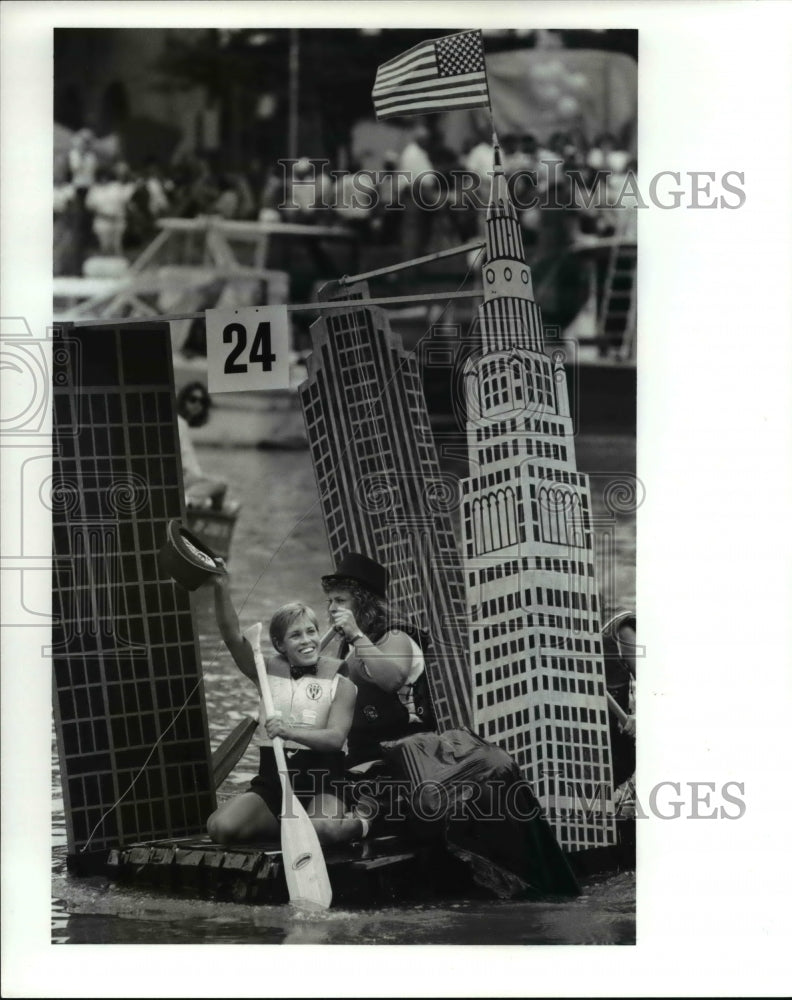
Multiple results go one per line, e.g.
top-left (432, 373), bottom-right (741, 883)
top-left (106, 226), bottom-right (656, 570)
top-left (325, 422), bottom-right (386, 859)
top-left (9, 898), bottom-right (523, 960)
top-left (279, 776), bottom-right (333, 910)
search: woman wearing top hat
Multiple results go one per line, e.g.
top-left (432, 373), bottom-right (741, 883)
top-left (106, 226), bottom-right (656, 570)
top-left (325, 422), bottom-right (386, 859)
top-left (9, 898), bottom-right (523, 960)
top-left (319, 552), bottom-right (436, 767)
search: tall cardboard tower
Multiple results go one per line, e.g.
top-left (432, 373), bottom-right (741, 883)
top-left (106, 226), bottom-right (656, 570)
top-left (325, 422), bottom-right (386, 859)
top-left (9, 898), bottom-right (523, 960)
top-left (300, 287), bottom-right (471, 731)
top-left (460, 142), bottom-right (617, 852)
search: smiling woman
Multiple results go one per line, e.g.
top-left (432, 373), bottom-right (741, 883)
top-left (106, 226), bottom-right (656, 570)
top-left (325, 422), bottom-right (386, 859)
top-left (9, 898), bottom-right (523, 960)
top-left (206, 566), bottom-right (367, 847)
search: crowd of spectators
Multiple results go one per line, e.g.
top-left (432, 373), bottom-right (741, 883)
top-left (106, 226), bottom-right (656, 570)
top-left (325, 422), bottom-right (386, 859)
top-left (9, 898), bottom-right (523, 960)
top-left (54, 123), bottom-right (635, 279)
top-left (55, 129), bottom-right (265, 275)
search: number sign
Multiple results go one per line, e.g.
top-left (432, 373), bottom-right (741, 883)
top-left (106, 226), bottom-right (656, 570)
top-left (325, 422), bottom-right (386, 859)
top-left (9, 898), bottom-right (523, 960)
top-left (205, 305), bottom-right (290, 393)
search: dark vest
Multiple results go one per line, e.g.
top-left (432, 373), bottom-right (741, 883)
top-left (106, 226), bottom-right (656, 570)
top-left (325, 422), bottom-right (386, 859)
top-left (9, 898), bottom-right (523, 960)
top-left (340, 622), bottom-right (436, 766)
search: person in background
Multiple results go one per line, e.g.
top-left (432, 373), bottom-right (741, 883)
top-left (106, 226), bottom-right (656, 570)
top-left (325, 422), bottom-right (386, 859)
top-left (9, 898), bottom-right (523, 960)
top-left (397, 120), bottom-right (434, 193)
top-left (398, 119), bottom-right (438, 259)
top-left (206, 577), bottom-right (367, 847)
top-left (463, 131), bottom-right (495, 263)
top-left (280, 157), bottom-right (334, 224)
top-left (432, 144), bottom-right (479, 243)
top-left (85, 161), bottom-right (135, 256)
top-left (521, 140), bottom-right (587, 327)
top-left (170, 156), bottom-right (219, 218)
top-left (371, 151), bottom-right (403, 246)
top-left (509, 134), bottom-right (540, 255)
top-left (68, 128), bottom-right (98, 205)
top-left (588, 131), bottom-right (631, 174)
top-left (212, 174), bottom-right (241, 219)
top-left (143, 158), bottom-right (172, 219)
top-left (223, 171), bottom-right (256, 220)
top-left (258, 161), bottom-right (288, 219)
top-left (499, 133), bottom-right (524, 176)
top-left (176, 381), bottom-right (229, 511)
top-left (54, 164), bottom-right (80, 276)
top-left (67, 128), bottom-right (99, 264)
top-left (601, 607), bottom-right (637, 788)
top-left (464, 130), bottom-right (494, 205)
top-left (319, 552), bottom-right (435, 767)
top-left (332, 159), bottom-right (374, 240)
top-left (125, 157), bottom-right (173, 250)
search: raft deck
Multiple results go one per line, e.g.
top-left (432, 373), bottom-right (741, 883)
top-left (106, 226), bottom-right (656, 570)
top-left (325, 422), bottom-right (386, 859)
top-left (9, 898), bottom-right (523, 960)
top-left (94, 819), bottom-right (633, 908)
top-left (98, 833), bottom-right (547, 907)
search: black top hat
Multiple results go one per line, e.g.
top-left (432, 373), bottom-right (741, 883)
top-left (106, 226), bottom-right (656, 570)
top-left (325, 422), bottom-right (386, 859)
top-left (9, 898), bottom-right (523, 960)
top-left (157, 518), bottom-right (224, 591)
top-left (321, 552), bottom-right (388, 600)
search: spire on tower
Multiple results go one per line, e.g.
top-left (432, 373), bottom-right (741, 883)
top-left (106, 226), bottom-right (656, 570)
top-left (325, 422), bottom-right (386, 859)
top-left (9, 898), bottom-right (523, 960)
top-left (479, 125), bottom-right (540, 350)
top-left (486, 133), bottom-right (514, 232)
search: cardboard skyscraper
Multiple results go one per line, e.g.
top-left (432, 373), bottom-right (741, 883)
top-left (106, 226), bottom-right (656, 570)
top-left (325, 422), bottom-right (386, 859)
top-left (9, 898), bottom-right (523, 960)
top-left (460, 143), bottom-right (616, 851)
top-left (300, 285), bottom-right (472, 731)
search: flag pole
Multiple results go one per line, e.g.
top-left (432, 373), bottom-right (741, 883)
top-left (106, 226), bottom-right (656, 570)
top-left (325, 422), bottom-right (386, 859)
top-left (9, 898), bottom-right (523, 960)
top-left (480, 29), bottom-right (496, 144)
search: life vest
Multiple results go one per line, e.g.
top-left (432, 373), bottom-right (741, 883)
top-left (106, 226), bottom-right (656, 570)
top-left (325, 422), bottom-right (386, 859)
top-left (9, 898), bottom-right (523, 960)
top-left (255, 655), bottom-right (343, 749)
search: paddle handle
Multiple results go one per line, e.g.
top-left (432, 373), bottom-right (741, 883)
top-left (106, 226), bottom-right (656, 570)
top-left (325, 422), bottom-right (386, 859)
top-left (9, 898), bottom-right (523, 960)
top-left (243, 622), bottom-right (290, 776)
top-left (318, 626), bottom-right (338, 652)
top-left (607, 690), bottom-right (630, 726)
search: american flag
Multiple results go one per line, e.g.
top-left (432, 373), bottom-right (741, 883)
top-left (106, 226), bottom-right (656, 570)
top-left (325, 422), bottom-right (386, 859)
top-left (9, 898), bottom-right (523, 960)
top-left (372, 30), bottom-right (490, 121)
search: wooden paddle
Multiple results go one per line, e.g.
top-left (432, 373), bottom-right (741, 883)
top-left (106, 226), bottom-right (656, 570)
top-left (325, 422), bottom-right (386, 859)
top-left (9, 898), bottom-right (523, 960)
top-left (242, 622), bottom-right (332, 911)
top-left (210, 716), bottom-right (257, 789)
top-left (607, 691), bottom-right (635, 738)
top-left (318, 626), bottom-right (338, 652)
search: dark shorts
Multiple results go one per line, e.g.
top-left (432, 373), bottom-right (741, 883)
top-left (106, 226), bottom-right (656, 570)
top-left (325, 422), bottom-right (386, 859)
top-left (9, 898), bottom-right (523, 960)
top-left (247, 746), bottom-right (348, 817)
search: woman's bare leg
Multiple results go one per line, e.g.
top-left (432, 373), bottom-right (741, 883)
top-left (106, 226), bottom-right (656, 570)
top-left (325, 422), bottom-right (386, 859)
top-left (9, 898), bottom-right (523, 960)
top-left (207, 792), bottom-right (279, 845)
top-left (306, 793), bottom-right (366, 846)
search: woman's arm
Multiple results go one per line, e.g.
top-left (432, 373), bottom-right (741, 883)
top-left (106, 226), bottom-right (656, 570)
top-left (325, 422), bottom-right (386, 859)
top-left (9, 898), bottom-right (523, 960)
top-left (329, 609), bottom-right (415, 692)
top-left (350, 630), bottom-right (414, 692)
top-left (264, 676), bottom-right (357, 752)
top-left (330, 608), bottom-right (414, 692)
top-left (211, 571), bottom-right (257, 684)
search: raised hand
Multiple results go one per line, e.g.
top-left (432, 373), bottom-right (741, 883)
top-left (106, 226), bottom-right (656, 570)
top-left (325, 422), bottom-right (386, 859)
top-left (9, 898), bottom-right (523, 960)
top-left (328, 607), bottom-right (362, 641)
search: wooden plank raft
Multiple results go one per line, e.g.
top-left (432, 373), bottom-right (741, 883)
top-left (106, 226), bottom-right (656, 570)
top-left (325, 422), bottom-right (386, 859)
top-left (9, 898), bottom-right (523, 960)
top-left (104, 833), bottom-right (534, 906)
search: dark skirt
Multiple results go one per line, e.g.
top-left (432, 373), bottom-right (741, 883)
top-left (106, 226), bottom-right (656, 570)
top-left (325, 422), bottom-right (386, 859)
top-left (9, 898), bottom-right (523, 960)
top-left (246, 746), bottom-right (347, 817)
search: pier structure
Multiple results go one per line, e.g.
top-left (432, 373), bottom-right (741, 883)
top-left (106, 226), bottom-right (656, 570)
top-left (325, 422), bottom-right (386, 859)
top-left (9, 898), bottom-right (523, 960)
top-left (299, 281), bottom-right (471, 730)
top-left (460, 144), bottom-right (617, 852)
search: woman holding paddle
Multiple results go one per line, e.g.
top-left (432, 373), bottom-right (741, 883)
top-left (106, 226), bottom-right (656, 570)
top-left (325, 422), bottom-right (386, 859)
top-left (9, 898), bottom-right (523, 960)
top-left (206, 568), bottom-right (367, 848)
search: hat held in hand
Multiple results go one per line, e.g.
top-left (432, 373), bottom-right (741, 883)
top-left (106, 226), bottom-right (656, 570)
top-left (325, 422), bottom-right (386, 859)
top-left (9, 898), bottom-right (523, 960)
top-left (157, 518), bottom-right (224, 591)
